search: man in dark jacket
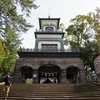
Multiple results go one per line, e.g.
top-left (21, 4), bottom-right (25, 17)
top-left (3, 73), bottom-right (12, 100)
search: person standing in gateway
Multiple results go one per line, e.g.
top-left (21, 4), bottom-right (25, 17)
top-left (3, 73), bottom-right (12, 100)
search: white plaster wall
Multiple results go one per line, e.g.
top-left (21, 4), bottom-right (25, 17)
top-left (36, 34), bottom-right (62, 38)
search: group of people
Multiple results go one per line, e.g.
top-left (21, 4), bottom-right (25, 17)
top-left (1, 73), bottom-right (12, 100)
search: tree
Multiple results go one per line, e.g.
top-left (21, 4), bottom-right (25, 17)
top-left (0, 0), bottom-right (38, 75)
top-left (65, 8), bottom-right (100, 70)
top-left (66, 15), bottom-right (94, 48)
top-left (89, 7), bottom-right (100, 45)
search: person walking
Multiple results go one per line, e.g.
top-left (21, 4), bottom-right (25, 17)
top-left (3, 73), bottom-right (12, 100)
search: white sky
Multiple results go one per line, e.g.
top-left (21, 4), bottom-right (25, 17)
top-left (21, 0), bottom-right (100, 48)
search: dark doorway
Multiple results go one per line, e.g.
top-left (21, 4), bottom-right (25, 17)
top-left (38, 64), bottom-right (60, 84)
top-left (20, 66), bottom-right (33, 83)
top-left (66, 67), bottom-right (80, 83)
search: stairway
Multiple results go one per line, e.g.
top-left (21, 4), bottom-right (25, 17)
top-left (0, 83), bottom-right (100, 100)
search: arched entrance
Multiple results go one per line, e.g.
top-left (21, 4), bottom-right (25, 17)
top-left (38, 64), bottom-right (61, 84)
top-left (66, 66), bottom-right (80, 83)
top-left (20, 66), bottom-right (33, 83)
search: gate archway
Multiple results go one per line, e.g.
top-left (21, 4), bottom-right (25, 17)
top-left (66, 66), bottom-right (80, 83)
top-left (20, 66), bottom-right (33, 83)
top-left (38, 64), bottom-right (61, 84)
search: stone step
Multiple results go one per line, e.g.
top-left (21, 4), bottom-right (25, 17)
top-left (1, 92), bottom-right (100, 100)
top-left (0, 93), bottom-right (100, 97)
top-left (0, 83), bottom-right (100, 100)
top-left (0, 97), bottom-right (100, 100)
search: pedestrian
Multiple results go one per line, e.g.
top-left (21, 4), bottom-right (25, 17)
top-left (2, 72), bottom-right (12, 100)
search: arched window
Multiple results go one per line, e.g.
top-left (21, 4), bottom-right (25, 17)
top-left (45, 26), bottom-right (54, 32)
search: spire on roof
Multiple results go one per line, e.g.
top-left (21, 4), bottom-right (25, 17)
top-left (48, 0), bottom-right (50, 18)
top-left (48, 15), bottom-right (50, 18)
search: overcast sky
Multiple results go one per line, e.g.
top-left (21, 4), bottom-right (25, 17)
top-left (20, 0), bottom-right (100, 48)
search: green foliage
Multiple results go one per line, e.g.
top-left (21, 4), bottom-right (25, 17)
top-left (0, 0), bottom-right (38, 75)
top-left (65, 8), bottom-right (100, 70)
top-left (80, 41), bottom-right (100, 70)
top-left (0, 39), bottom-right (6, 58)
top-left (26, 78), bottom-right (33, 84)
top-left (59, 23), bottom-right (65, 30)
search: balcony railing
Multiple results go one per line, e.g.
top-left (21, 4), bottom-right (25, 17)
top-left (19, 47), bottom-right (80, 52)
top-left (35, 29), bottom-right (64, 33)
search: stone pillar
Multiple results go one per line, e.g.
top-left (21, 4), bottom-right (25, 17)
top-left (13, 69), bottom-right (21, 83)
top-left (80, 69), bottom-right (86, 83)
top-left (33, 70), bottom-right (38, 83)
top-left (61, 69), bottom-right (66, 84)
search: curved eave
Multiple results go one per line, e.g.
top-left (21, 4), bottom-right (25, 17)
top-left (39, 18), bottom-right (60, 29)
top-left (18, 51), bottom-right (81, 58)
top-left (34, 32), bottom-right (64, 38)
